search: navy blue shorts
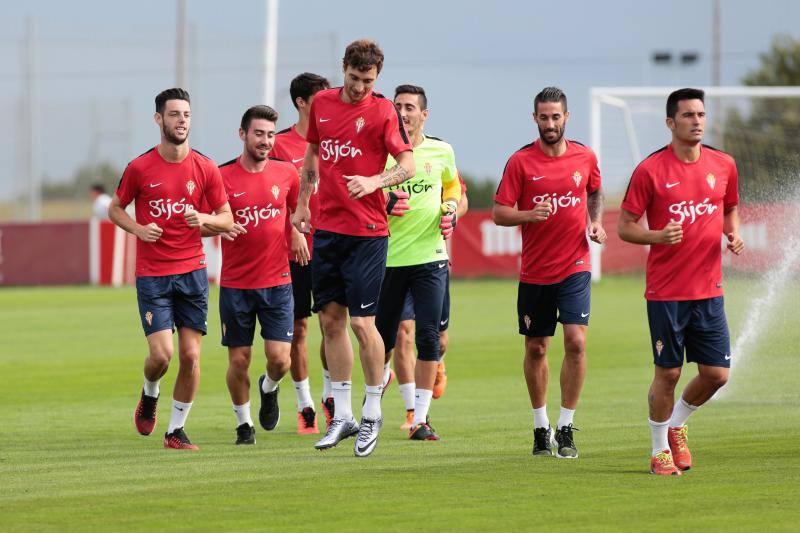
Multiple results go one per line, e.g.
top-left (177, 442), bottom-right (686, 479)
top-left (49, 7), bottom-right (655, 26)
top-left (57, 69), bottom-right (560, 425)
top-left (399, 268), bottom-right (450, 332)
top-left (219, 284), bottom-right (294, 347)
top-left (517, 271), bottom-right (591, 338)
top-left (376, 261), bottom-right (448, 361)
top-left (290, 260), bottom-right (313, 320)
top-left (311, 230), bottom-right (387, 317)
top-left (136, 269), bottom-right (208, 337)
top-left (647, 296), bottom-right (731, 368)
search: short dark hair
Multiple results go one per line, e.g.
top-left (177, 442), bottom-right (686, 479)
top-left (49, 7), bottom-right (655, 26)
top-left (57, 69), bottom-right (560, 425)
top-left (394, 85), bottom-right (427, 110)
top-left (534, 86), bottom-right (568, 114)
top-left (240, 105), bottom-right (278, 132)
top-left (343, 39), bottom-right (384, 74)
top-left (290, 73), bottom-right (330, 109)
top-left (90, 183), bottom-right (106, 194)
top-left (666, 88), bottom-right (705, 118)
top-left (155, 88), bottom-right (190, 115)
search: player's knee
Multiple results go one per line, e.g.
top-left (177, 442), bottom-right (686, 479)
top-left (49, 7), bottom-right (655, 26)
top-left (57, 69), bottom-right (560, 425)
top-left (439, 331), bottom-right (449, 357)
top-left (563, 335), bottom-right (586, 359)
top-left (178, 347), bottom-right (200, 372)
top-left (229, 349), bottom-right (250, 372)
top-left (292, 318), bottom-right (309, 342)
top-left (397, 320), bottom-right (414, 342)
top-left (349, 317), bottom-right (375, 345)
top-left (702, 368), bottom-right (729, 390)
top-left (655, 366), bottom-right (682, 388)
top-left (319, 313), bottom-right (346, 338)
top-left (525, 338), bottom-right (548, 360)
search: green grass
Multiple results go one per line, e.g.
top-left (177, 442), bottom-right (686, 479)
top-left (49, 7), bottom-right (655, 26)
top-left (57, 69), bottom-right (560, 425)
top-left (1, 277), bottom-right (798, 531)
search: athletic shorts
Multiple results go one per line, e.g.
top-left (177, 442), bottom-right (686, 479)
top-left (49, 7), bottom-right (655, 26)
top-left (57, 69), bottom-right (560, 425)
top-left (647, 296), bottom-right (731, 368)
top-left (311, 229), bottom-right (387, 317)
top-left (219, 284), bottom-right (294, 347)
top-left (399, 268), bottom-right (450, 332)
top-left (290, 260), bottom-right (313, 320)
top-left (517, 271), bottom-right (591, 337)
top-left (136, 268), bottom-right (208, 337)
top-left (376, 261), bottom-right (448, 361)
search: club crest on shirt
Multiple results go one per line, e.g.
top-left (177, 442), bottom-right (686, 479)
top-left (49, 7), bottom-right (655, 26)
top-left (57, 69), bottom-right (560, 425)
top-left (655, 339), bottom-right (664, 356)
top-left (355, 116), bottom-right (365, 133)
top-left (186, 180), bottom-right (196, 195)
top-left (144, 311), bottom-right (153, 326)
top-left (424, 162), bottom-right (432, 176)
top-left (523, 315), bottom-right (532, 330)
top-left (572, 171), bottom-right (582, 188)
top-left (706, 173), bottom-right (716, 189)
top-left (271, 184), bottom-right (280, 200)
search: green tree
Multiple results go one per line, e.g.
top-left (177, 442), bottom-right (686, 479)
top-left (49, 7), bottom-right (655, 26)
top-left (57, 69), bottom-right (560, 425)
top-left (460, 172), bottom-right (499, 209)
top-left (723, 35), bottom-right (800, 201)
top-left (42, 161), bottom-right (120, 200)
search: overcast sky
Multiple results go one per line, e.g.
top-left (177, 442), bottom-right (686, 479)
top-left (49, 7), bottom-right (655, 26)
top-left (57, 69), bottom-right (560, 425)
top-left (1, 0), bottom-right (799, 202)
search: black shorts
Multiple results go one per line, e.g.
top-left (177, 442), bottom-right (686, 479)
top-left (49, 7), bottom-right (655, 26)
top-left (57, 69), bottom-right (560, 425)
top-left (136, 269), bottom-right (208, 336)
top-left (290, 260), bottom-right (313, 320)
top-left (517, 271), bottom-right (591, 338)
top-left (311, 230), bottom-right (388, 317)
top-left (376, 261), bottom-right (448, 361)
top-left (399, 268), bottom-right (450, 332)
top-left (647, 296), bottom-right (731, 368)
top-left (219, 284), bottom-right (294, 347)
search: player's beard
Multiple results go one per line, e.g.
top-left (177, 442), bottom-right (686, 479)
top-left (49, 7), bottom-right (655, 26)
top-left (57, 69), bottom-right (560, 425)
top-left (247, 144), bottom-right (269, 162)
top-left (538, 124), bottom-right (564, 145)
top-left (162, 122), bottom-right (189, 145)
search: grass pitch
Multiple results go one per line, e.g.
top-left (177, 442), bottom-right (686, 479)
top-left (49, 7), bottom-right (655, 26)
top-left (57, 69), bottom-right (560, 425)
top-left (1, 276), bottom-right (798, 531)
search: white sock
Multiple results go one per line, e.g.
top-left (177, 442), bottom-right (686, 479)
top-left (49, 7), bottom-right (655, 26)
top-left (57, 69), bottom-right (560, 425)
top-left (322, 370), bottom-right (332, 399)
top-left (168, 399), bottom-right (193, 433)
top-left (262, 374), bottom-right (280, 394)
top-left (413, 388), bottom-right (433, 426)
top-left (382, 363), bottom-right (392, 386)
top-left (649, 419), bottom-right (670, 456)
top-left (331, 381), bottom-right (352, 420)
top-left (669, 397), bottom-right (698, 428)
top-left (293, 378), bottom-right (314, 411)
top-left (557, 406), bottom-right (575, 429)
top-left (233, 401), bottom-right (253, 427)
top-left (362, 385), bottom-right (382, 420)
top-left (533, 406), bottom-right (549, 429)
top-left (143, 377), bottom-right (160, 397)
top-left (399, 382), bottom-right (416, 411)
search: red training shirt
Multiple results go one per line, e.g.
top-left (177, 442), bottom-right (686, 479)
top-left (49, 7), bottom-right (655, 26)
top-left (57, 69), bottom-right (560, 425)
top-left (218, 157), bottom-right (299, 289)
top-left (495, 139), bottom-right (602, 285)
top-left (306, 87), bottom-right (412, 237)
top-left (116, 147), bottom-right (227, 277)
top-left (621, 144), bottom-right (739, 301)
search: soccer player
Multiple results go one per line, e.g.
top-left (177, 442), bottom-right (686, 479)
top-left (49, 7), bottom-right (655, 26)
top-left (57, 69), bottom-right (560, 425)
top-left (109, 88), bottom-right (233, 450)
top-left (272, 72), bottom-right (331, 434)
top-left (291, 39), bottom-right (414, 457)
top-left (377, 84), bottom-right (462, 441)
top-left (393, 175), bottom-right (468, 430)
top-left (492, 87), bottom-right (606, 459)
top-left (618, 88), bottom-right (744, 476)
top-left (207, 105), bottom-right (301, 445)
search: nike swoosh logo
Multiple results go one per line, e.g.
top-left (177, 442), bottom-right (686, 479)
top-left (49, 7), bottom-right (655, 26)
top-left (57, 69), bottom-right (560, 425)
top-left (724, 354), bottom-right (731, 360)
top-left (360, 302), bottom-right (375, 309)
top-left (532, 176), bottom-right (546, 181)
top-left (666, 182), bottom-right (680, 189)
top-left (149, 183), bottom-right (162, 188)
top-left (233, 192), bottom-right (245, 197)
top-left (440, 319), bottom-right (449, 326)
top-left (356, 437), bottom-right (378, 453)
top-left (175, 407), bottom-right (183, 411)
top-left (438, 263), bottom-right (446, 268)
top-left (292, 157), bottom-right (304, 163)
top-left (319, 118), bottom-right (331, 123)
top-left (287, 331), bottom-right (294, 337)
top-left (581, 312), bottom-right (589, 318)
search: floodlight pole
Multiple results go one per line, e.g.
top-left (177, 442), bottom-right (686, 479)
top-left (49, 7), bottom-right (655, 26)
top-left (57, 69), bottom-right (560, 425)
top-left (175, 0), bottom-right (187, 88)
top-left (23, 16), bottom-right (41, 221)
top-left (263, 0), bottom-right (279, 106)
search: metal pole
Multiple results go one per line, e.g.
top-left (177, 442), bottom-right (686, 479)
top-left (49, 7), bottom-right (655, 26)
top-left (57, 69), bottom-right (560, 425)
top-left (24, 16), bottom-right (40, 221)
top-left (712, 0), bottom-right (721, 87)
top-left (264, 0), bottom-right (279, 106)
top-left (175, 0), bottom-right (187, 87)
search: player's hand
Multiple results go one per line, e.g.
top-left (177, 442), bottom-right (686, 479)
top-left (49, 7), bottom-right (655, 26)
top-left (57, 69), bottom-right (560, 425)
top-left (220, 223), bottom-right (247, 242)
top-left (588, 222), bottom-right (607, 244)
top-left (386, 190), bottom-right (410, 216)
top-left (136, 222), bottom-right (163, 243)
top-left (344, 174), bottom-right (380, 199)
top-left (291, 230), bottom-right (310, 266)
top-left (184, 206), bottom-right (205, 228)
top-left (292, 205), bottom-right (312, 234)
top-left (658, 221), bottom-right (683, 245)
top-left (528, 198), bottom-right (553, 223)
top-left (726, 232), bottom-right (744, 255)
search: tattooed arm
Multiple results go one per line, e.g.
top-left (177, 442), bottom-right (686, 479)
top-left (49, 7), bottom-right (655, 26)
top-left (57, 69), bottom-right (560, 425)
top-left (345, 150), bottom-right (415, 199)
top-left (292, 143), bottom-right (319, 234)
top-left (586, 187), bottom-right (607, 244)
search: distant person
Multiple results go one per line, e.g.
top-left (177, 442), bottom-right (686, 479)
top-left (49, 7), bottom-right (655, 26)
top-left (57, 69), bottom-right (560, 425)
top-left (90, 183), bottom-right (112, 219)
top-left (291, 39), bottom-right (414, 457)
top-left (271, 72), bottom-right (331, 435)
top-left (208, 105), bottom-right (302, 445)
top-left (108, 88), bottom-right (233, 450)
top-left (618, 88), bottom-right (744, 476)
top-left (492, 87), bottom-right (605, 459)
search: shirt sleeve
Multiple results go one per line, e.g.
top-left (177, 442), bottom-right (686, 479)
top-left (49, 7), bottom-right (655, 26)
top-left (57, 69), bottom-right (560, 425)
top-left (382, 101), bottom-right (413, 158)
top-left (620, 164), bottom-right (651, 218)
top-left (587, 150), bottom-right (602, 194)
top-left (204, 164), bottom-right (228, 212)
top-left (723, 159), bottom-right (740, 211)
top-left (115, 163), bottom-right (139, 207)
top-left (305, 99), bottom-right (320, 145)
top-left (440, 145), bottom-right (460, 201)
top-left (494, 155), bottom-right (523, 207)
